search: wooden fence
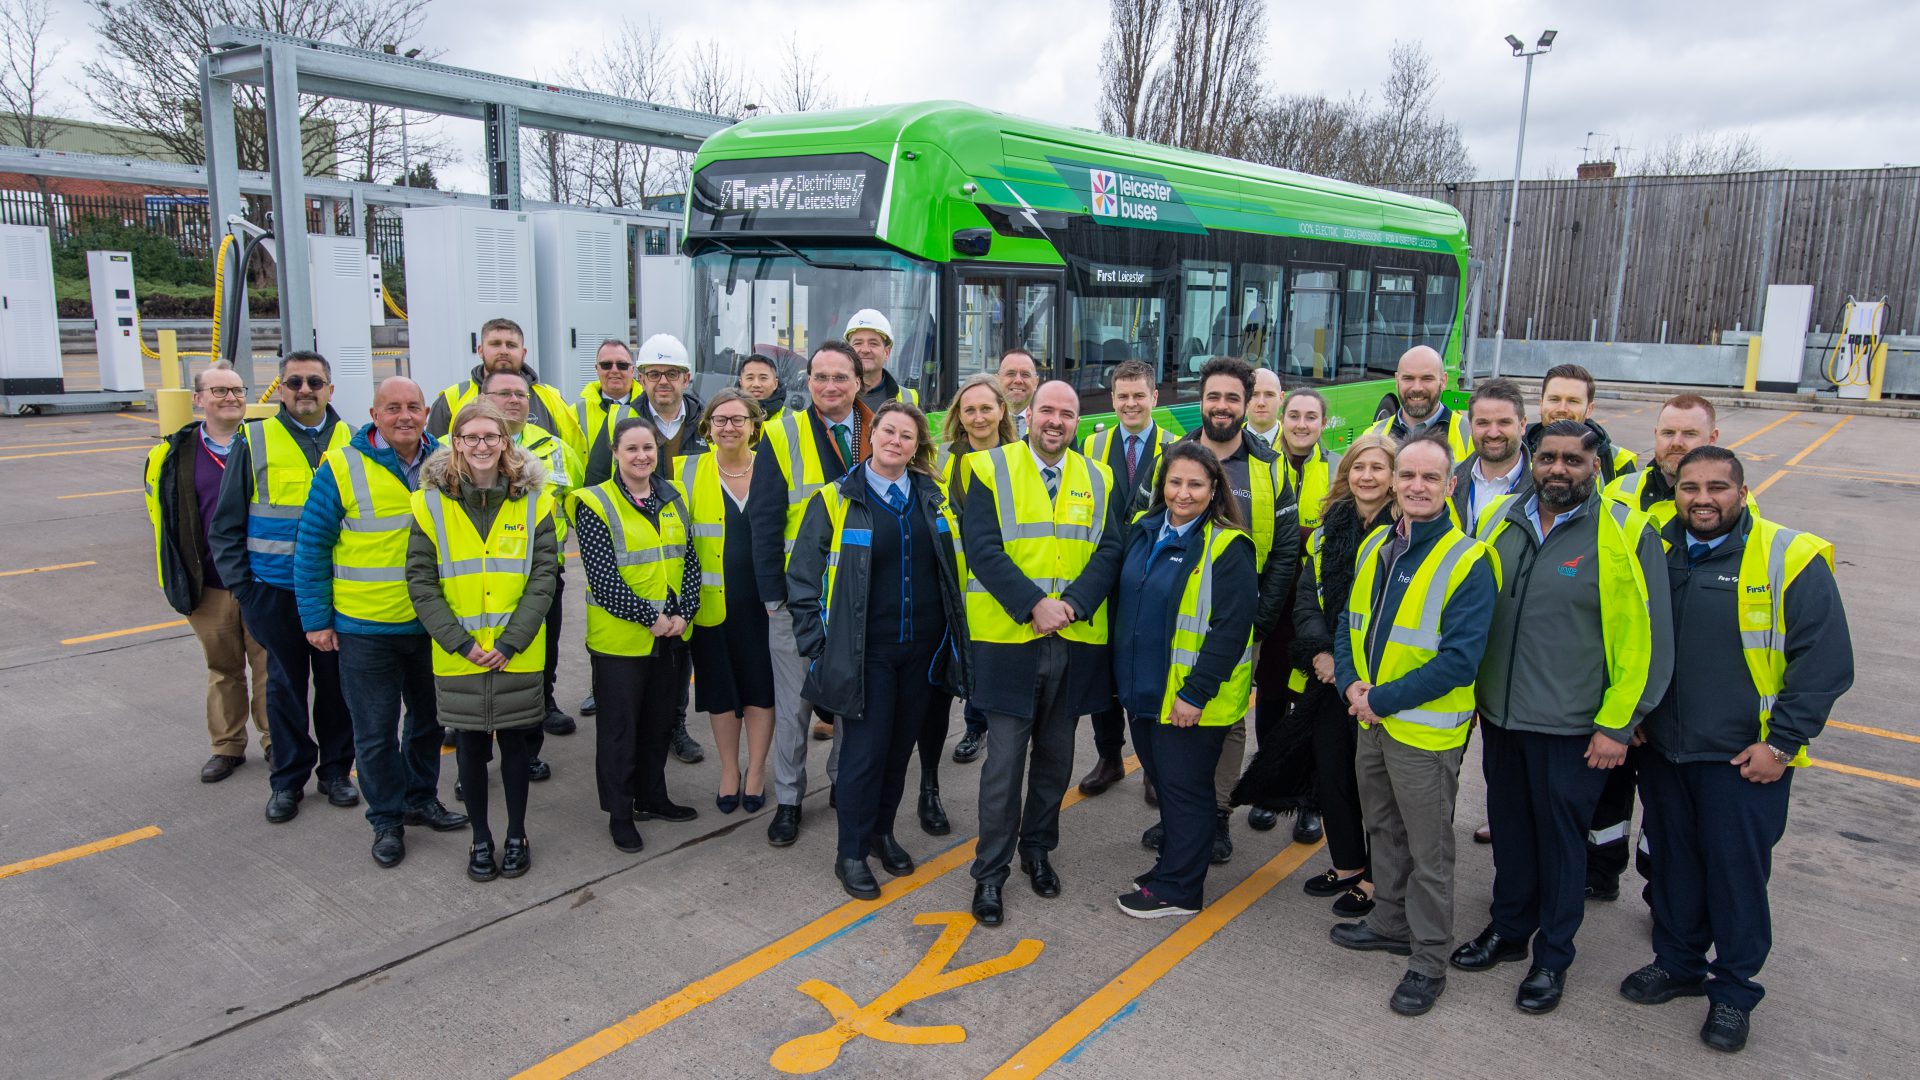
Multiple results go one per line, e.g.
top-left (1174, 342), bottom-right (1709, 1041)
top-left (1394, 168), bottom-right (1920, 345)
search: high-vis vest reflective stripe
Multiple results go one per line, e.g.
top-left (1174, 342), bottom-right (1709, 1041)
top-left (1737, 515), bottom-right (1834, 767)
top-left (1160, 522), bottom-right (1257, 725)
top-left (677, 453), bottom-right (728, 627)
top-left (574, 480), bottom-right (692, 656)
top-left (1601, 470), bottom-right (1675, 528)
top-left (575, 391), bottom-right (642, 457)
top-left (410, 485), bottom-right (553, 677)
top-left (442, 377), bottom-right (583, 453)
top-left (245, 418), bottom-right (350, 576)
top-left (816, 477), bottom-right (960, 633)
top-left (762, 409), bottom-right (831, 566)
top-left (964, 443), bottom-right (1113, 645)
top-left (1348, 524), bottom-right (1490, 750)
top-left (1474, 495), bottom-right (1655, 733)
top-left (322, 445), bottom-right (417, 623)
top-left (517, 421), bottom-right (578, 544)
top-left (1364, 409), bottom-right (1471, 463)
top-left (891, 384), bottom-right (921, 407)
top-left (1288, 446), bottom-right (1340, 529)
top-left (1610, 445), bottom-right (1639, 478)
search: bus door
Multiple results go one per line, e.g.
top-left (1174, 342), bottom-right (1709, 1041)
top-left (947, 267), bottom-right (1064, 404)
top-left (1284, 267), bottom-right (1342, 382)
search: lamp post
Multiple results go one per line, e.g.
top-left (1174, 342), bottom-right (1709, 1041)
top-left (1490, 29), bottom-right (1556, 378)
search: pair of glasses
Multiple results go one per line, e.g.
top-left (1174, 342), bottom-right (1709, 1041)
top-left (640, 369), bottom-right (682, 382)
top-left (810, 373), bottom-right (855, 386)
top-left (708, 415), bottom-right (751, 429)
top-left (202, 386), bottom-right (247, 399)
top-left (485, 389), bottom-right (532, 400)
top-left (282, 375), bottom-right (328, 391)
top-left (597, 360), bottom-right (633, 371)
top-left (456, 433), bottom-right (504, 448)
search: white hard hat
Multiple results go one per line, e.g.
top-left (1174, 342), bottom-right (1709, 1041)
top-left (845, 308), bottom-right (893, 345)
top-left (636, 333), bottom-right (690, 371)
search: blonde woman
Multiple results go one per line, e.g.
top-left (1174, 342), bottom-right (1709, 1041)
top-left (938, 373), bottom-right (1017, 773)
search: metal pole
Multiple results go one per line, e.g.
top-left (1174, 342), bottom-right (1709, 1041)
top-left (400, 110), bottom-right (410, 188)
top-left (1490, 51), bottom-right (1535, 379)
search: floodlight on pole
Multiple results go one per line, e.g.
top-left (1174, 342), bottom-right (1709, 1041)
top-left (1490, 30), bottom-right (1557, 378)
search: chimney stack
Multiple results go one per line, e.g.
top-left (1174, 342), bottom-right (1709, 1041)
top-left (1577, 160), bottom-right (1618, 180)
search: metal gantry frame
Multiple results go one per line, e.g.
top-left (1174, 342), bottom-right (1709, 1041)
top-left (199, 24), bottom-right (730, 387)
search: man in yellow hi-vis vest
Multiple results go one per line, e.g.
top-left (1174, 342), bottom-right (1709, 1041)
top-left (1361, 345), bottom-right (1472, 462)
top-left (1449, 421), bottom-right (1674, 1016)
top-left (1330, 430), bottom-right (1497, 1018)
top-left (962, 381), bottom-right (1124, 928)
top-left (1621, 446), bottom-right (1852, 1054)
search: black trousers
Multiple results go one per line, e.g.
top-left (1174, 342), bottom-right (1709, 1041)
top-left (1131, 712), bottom-right (1228, 909)
top-left (529, 568), bottom-right (564, 760)
top-left (1304, 681), bottom-right (1368, 873)
top-left (590, 651), bottom-right (676, 814)
top-left (456, 727), bottom-right (534, 843)
top-left (1090, 702), bottom-right (1126, 759)
top-left (1641, 752), bottom-right (1793, 1012)
top-left (919, 691), bottom-right (953, 781)
top-left (239, 583), bottom-right (354, 792)
top-left (1482, 723), bottom-right (1613, 972)
top-left (837, 638), bottom-right (940, 860)
top-left (1586, 749), bottom-right (1642, 888)
top-left (970, 637), bottom-right (1078, 886)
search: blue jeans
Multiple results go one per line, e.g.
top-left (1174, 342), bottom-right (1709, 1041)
top-left (337, 632), bottom-right (444, 832)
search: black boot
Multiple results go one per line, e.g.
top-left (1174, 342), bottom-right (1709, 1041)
top-left (1211, 808), bottom-right (1233, 864)
top-left (918, 773), bottom-right (951, 836)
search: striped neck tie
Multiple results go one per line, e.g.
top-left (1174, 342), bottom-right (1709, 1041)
top-left (1041, 465), bottom-right (1060, 502)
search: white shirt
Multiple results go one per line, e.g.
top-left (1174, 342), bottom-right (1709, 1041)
top-left (864, 467), bottom-right (910, 507)
top-left (1246, 422), bottom-right (1280, 446)
top-left (1467, 454), bottom-right (1526, 523)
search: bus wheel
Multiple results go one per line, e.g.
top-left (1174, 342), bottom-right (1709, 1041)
top-left (1373, 394), bottom-right (1398, 422)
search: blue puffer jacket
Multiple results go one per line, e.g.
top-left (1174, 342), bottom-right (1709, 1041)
top-left (294, 424), bottom-right (439, 635)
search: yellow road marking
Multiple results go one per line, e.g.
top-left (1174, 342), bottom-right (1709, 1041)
top-left (1808, 759), bottom-right (1920, 791)
top-left (514, 758), bottom-right (1139, 1080)
top-left (0, 826), bottom-right (163, 880)
top-left (1727, 411), bottom-right (1801, 448)
top-left (0, 444), bottom-right (148, 463)
top-left (1790, 462), bottom-right (1920, 481)
top-left (0, 560), bottom-right (96, 578)
top-left (985, 838), bottom-right (1323, 1078)
top-left (57, 488), bottom-right (143, 500)
top-left (117, 412), bottom-right (161, 425)
top-left (0, 435), bottom-right (150, 452)
top-left (1784, 416), bottom-right (1851, 467)
top-left (1750, 470), bottom-right (1790, 497)
top-left (1828, 720), bottom-right (1920, 746)
top-left (61, 619), bottom-right (189, 645)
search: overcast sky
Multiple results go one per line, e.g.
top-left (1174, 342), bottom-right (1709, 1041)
top-left (35, 0), bottom-right (1920, 191)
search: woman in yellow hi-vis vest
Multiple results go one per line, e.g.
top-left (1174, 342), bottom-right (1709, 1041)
top-left (1111, 443), bottom-right (1259, 919)
top-left (573, 415), bottom-right (705, 855)
top-left (406, 402), bottom-right (559, 883)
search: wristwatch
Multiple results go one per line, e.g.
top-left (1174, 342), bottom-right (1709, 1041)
top-left (1766, 743), bottom-right (1793, 765)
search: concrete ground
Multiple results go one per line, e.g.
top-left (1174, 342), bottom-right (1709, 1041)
top-left (1, 401), bottom-right (1914, 1080)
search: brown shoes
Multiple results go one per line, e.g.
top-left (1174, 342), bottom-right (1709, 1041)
top-left (200, 754), bottom-right (244, 783)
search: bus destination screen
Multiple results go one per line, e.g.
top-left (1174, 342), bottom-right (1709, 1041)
top-left (690, 152), bottom-right (887, 236)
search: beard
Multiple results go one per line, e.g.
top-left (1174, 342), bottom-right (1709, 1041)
top-left (1537, 474), bottom-right (1595, 511)
top-left (1401, 392), bottom-right (1436, 421)
top-left (1202, 412), bottom-right (1242, 442)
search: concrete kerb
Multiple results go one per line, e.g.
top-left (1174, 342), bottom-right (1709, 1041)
top-left (1504, 377), bottom-right (1920, 421)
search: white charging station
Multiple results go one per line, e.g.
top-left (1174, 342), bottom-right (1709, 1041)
top-left (0, 224), bottom-right (63, 395)
top-left (86, 250), bottom-right (146, 393)
top-left (637, 254), bottom-right (689, 350)
top-left (401, 207), bottom-right (538, 402)
top-left (532, 210), bottom-right (630, 401)
top-left (307, 234), bottom-right (377, 422)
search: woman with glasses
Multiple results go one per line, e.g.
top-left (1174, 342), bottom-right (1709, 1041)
top-left (682, 390), bottom-right (776, 814)
top-left (406, 401), bottom-right (559, 881)
top-left (573, 415), bottom-right (704, 853)
top-left (785, 402), bottom-right (970, 900)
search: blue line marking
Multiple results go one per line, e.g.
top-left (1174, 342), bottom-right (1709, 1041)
top-left (1058, 1001), bottom-right (1138, 1063)
top-left (796, 911), bottom-right (879, 957)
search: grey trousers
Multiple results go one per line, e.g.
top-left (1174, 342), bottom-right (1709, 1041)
top-left (769, 607), bottom-right (837, 807)
top-left (1213, 716), bottom-right (1247, 812)
top-left (1354, 722), bottom-right (1465, 979)
top-left (971, 637), bottom-right (1078, 886)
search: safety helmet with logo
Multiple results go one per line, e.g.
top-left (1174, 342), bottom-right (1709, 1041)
top-left (845, 309), bottom-right (893, 346)
top-left (637, 333), bottom-right (691, 371)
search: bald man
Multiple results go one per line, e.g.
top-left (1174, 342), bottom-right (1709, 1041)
top-left (297, 376), bottom-right (467, 867)
top-left (1363, 347), bottom-right (1471, 461)
top-left (1246, 367), bottom-right (1284, 447)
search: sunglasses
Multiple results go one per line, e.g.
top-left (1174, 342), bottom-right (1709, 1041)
top-left (282, 375), bottom-right (329, 391)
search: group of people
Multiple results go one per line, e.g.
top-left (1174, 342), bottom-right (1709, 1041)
top-left (145, 317), bottom-right (1852, 1052)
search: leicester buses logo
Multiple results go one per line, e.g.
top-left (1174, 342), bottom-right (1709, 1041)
top-left (1089, 169), bottom-right (1119, 217)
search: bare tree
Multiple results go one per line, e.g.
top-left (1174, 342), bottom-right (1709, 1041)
top-left (0, 0), bottom-right (65, 148)
top-left (1638, 130), bottom-right (1777, 175)
top-left (1141, 0), bottom-right (1266, 156)
top-left (1096, 0), bottom-right (1167, 139)
top-left (766, 34), bottom-right (834, 114)
top-left (1244, 41), bottom-right (1474, 185)
top-left (332, 3), bottom-right (458, 185)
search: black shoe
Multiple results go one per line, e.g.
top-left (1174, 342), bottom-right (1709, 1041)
top-left (870, 833), bottom-right (915, 876)
top-left (201, 754), bottom-right (244, 783)
top-left (442, 728), bottom-right (456, 748)
top-left (670, 721), bottom-right (705, 764)
top-left (828, 783), bottom-right (837, 809)
top-left (917, 779), bottom-right (951, 836)
top-left (1330, 922), bottom-right (1412, 955)
top-left (1473, 825), bottom-right (1493, 844)
top-left (1304, 867), bottom-right (1363, 898)
top-left (1247, 806), bottom-right (1279, 831)
top-left (609, 815), bottom-right (644, 854)
top-left (972, 882), bottom-right (1004, 926)
top-left (1700, 1002), bottom-right (1750, 1053)
top-left (527, 758), bottom-right (552, 782)
top-left (1133, 867), bottom-right (1156, 889)
top-left (1021, 855), bottom-right (1061, 898)
top-left (952, 729), bottom-right (983, 763)
top-left (454, 778), bottom-right (464, 801)
top-left (742, 789), bottom-right (766, 813)
top-left (1516, 966), bottom-right (1565, 1014)
top-left (543, 707), bottom-right (576, 736)
top-left (1117, 887), bottom-right (1198, 919)
top-left (265, 788), bottom-right (303, 824)
top-left (1143, 773), bottom-right (1159, 808)
top-left (404, 799), bottom-right (469, 832)
top-left (767, 804), bottom-right (801, 847)
top-left (467, 839), bottom-right (499, 881)
top-left (1618, 962), bottom-right (1707, 1005)
top-left (1332, 883), bottom-right (1376, 918)
top-left (716, 791), bottom-right (740, 814)
top-left (500, 837), bottom-right (531, 878)
top-left (578, 694), bottom-right (597, 716)
top-left (318, 778), bottom-right (360, 807)
top-left (1450, 927), bottom-right (1531, 972)
top-left (1141, 822), bottom-right (1164, 851)
top-left (1077, 755), bottom-right (1125, 796)
top-left (836, 857), bottom-right (881, 900)
top-left (1585, 880), bottom-right (1620, 902)
top-left (1211, 809), bottom-right (1233, 865)
top-left (1390, 971), bottom-right (1446, 1016)
top-left (371, 826), bottom-right (406, 868)
top-left (1293, 809), bottom-right (1324, 844)
top-left (634, 801), bottom-right (697, 823)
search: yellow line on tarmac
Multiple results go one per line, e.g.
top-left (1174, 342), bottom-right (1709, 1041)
top-left (514, 758), bottom-right (1141, 1080)
top-left (61, 619), bottom-right (189, 645)
top-left (1784, 416), bottom-right (1851, 467)
top-left (0, 826), bottom-right (163, 880)
top-left (117, 412), bottom-right (161, 425)
top-left (57, 488), bottom-right (142, 500)
top-left (1727, 411), bottom-right (1801, 449)
top-left (1828, 720), bottom-right (1920, 746)
top-left (984, 839), bottom-right (1323, 1078)
top-left (0, 435), bottom-right (150, 452)
top-left (1808, 759), bottom-right (1920, 791)
top-left (0, 561), bottom-right (96, 578)
top-left (0, 444), bottom-right (147, 463)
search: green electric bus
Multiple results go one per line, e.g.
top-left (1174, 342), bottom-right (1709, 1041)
top-left (683, 100), bottom-right (1468, 443)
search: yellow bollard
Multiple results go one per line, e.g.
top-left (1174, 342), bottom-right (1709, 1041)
top-left (154, 330), bottom-right (195, 433)
top-left (245, 402), bottom-right (280, 420)
top-left (1743, 336), bottom-right (1762, 393)
top-left (1868, 341), bottom-right (1889, 402)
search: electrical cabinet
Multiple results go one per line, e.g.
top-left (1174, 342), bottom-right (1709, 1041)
top-left (532, 210), bottom-right (629, 401)
top-left (401, 207), bottom-right (537, 402)
top-left (0, 224), bottom-right (62, 394)
top-left (637, 254), bottom-right (689, 353)
top-left (86, 250), bottom-right (145, 392)
top-left (309, 234), bottom-right (376, 422)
